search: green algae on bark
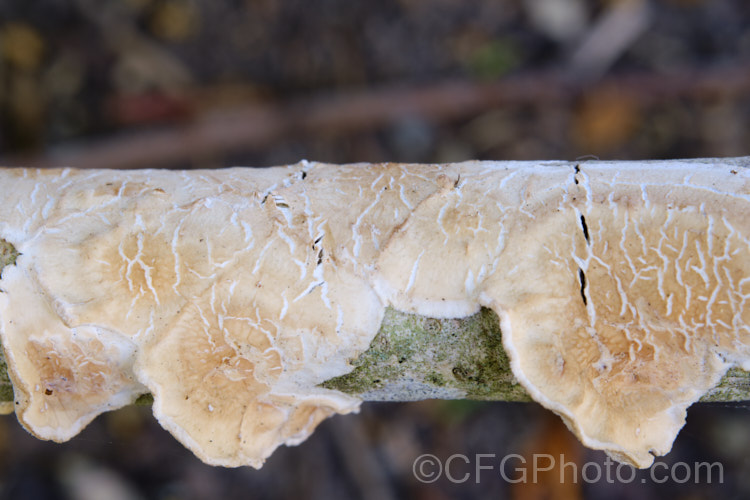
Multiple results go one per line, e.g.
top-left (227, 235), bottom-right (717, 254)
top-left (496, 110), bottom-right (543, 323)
top-left (0, 239), bottom-right (19, 408)
top-left (0, 239), bottom-right (19, 279)
top-left (701, 367), bottom-right (750, 402)
top-left (321, 306), bottom-right (532, 402)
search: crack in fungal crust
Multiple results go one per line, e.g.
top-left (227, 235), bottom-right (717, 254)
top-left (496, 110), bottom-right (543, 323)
top-left (0, 159), bottom-right (749, 469)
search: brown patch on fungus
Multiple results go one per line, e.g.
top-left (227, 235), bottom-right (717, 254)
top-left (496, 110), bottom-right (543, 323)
top-left (136, 282), bottom-right (349, 467)
top-left (0, 263), bottom-right (144, 440)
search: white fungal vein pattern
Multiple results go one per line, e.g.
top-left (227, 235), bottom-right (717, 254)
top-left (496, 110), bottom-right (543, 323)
top-left (0, 159), bottom-right (749, 470)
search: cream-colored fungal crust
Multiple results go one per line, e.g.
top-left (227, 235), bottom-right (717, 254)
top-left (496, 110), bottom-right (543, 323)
top-left (0, 160), bottom-right (749, 468)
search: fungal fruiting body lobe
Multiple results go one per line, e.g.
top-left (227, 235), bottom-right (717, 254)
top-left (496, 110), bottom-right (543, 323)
top-left (0, 159), bottom-right (749, 468)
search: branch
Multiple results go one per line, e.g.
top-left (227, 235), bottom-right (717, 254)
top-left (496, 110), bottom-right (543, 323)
top-left (4, 67), bottom-right (750, 170)
top-left (1, 159), bottom-right (749, 470)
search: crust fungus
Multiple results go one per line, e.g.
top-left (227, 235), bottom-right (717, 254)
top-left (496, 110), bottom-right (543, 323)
top-left (0, 159), bottom-right (749, 468)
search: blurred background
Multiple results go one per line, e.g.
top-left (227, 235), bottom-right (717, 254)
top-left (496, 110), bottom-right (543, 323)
top-left (1, 0), bottom-right (750, 498)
